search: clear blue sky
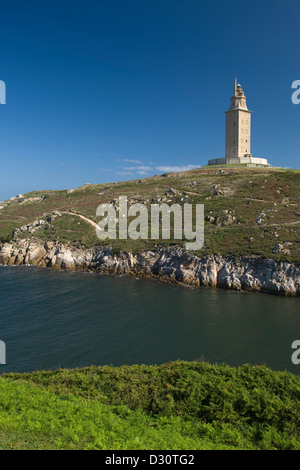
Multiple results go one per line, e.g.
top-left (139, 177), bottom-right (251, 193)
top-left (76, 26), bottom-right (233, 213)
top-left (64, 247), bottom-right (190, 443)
top-left (0, 0), bottom-right (299, 201)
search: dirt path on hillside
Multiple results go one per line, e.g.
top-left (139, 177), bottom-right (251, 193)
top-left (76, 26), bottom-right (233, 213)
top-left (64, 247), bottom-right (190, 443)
top-left (61, 212), bottom-right (99, 229)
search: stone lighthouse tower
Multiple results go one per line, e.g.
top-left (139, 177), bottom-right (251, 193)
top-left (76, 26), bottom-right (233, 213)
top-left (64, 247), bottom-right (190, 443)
top-left (225, 79), bottom-right (252, 162)
top-left (208, 80), bottom-right (269, 166)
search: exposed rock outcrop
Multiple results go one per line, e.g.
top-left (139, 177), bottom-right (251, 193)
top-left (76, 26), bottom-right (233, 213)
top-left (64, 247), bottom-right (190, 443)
top-left (0, 241), bottom-right (299, 297)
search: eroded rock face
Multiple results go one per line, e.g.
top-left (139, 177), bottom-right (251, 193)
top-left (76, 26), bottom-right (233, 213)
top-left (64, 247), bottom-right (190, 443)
top-left (0, 241), bottom-right (299, 297)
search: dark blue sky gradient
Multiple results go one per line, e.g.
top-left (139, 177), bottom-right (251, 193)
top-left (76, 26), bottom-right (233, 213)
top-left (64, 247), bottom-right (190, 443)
top-left (0, 0), bottom-right (299, 200)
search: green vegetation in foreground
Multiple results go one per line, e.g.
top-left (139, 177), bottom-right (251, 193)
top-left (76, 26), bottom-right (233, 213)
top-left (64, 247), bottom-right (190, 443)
top-left (1, 361), bottom-right (300, 450)
top-left (0, 166), bottom-right (299, 262)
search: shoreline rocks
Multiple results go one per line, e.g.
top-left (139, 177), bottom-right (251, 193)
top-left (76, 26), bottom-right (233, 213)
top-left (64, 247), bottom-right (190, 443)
top-left (0, 240), bottom-right (299, 297)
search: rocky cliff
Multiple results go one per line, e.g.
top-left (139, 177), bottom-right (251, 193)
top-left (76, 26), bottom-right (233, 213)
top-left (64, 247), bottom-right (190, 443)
top-left (0, 240), bottom-right (299, 297)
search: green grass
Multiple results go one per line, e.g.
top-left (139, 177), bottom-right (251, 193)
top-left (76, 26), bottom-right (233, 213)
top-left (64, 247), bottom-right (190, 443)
top-left (1, 361), bottom-right (300, 450)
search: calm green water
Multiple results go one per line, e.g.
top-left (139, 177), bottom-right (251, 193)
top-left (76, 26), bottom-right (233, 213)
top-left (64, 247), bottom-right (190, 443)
top-left (0, 265), bottom-right (299, 374)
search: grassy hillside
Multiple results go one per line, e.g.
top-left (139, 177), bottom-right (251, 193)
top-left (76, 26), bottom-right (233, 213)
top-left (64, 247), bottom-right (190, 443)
top-left (0, 166), bottom-right (299, 262)
top-left (1, 361), bottom-right (300, 450)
